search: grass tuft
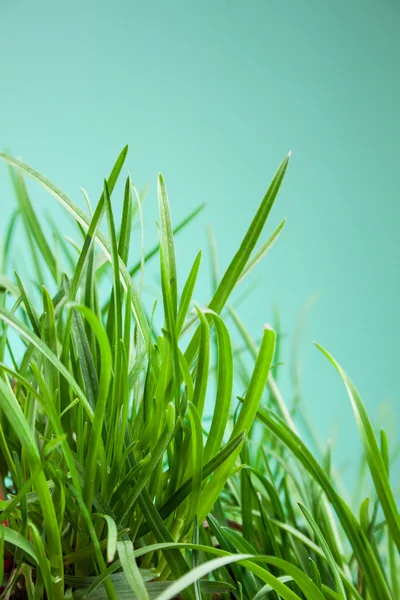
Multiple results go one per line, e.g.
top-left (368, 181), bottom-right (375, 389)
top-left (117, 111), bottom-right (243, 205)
top-left (0, 147), bottom-right (397, 600)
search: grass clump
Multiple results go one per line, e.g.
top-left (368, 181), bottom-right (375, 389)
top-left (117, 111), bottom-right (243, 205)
top-left (0, 146), bottom-right (398, 600)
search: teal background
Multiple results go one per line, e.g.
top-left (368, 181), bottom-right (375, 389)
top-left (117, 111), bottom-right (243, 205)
top-left (0, 1), bottom-right (399, 474)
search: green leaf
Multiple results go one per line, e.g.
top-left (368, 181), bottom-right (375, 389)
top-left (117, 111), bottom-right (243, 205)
top-left (202, 309), bottom-right (233, 462)
top-left (0, 524), bottom-right (38, 564)
top-left (359, 497), bottom-right (370, 533)
top-left (117, 540), bottom-right (149, 600)
top-left (209, 155), bottom-right (289, 315)
top-left (298, 503), bottom-right (347, 600)
top-left (118, 176), bottom-right (133, 264)
top-left (153, 554), bottom-right (254, 600)
top-left (93, 514), bottom-right (118, 563)
top-left (232, 325), bottom-right (276, 438)
top-left (176, 251), bottom-right (201, 336)
top-left (10, 169), bottom-right (57, 280)
top-left (1, 209), bottom-right (19, 273)
top-left (238, 217), bottom-right (286, 284)
top-left (316, 342), bottom-right (400, 553)
top-left (253, 577), bottom-right (293, 600)
top-left (104, 178), bottom-right (123, 347)
top-left (29, 521), bottom-right (55, 600)
top-left (185, 403), bottom-right (204, 528)
top-left (191, 306), bottom-right (210, 419)
top-left (14, 271), bottom-right (41, 336)
top-left (71, 310), bottom-right (99, 410)
top-left (133, 543), bottom-right (306, 600)
top-left (158, 173), bottom-right (178, 319)
top-left (185, 153), bottom-right (290, 367)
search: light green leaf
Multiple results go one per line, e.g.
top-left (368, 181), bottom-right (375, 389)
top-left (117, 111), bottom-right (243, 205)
top-left (118, 540), bottom-right (150, 600)
top-left (316, 342), bottom-right (400, 553)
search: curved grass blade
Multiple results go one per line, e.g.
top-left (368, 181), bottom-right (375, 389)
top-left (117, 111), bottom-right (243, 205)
top-left (158, 174), bottom-right (178, 318)
top-left (154, 554), bottom-right (254, 600)
top-left (0, 524), bottom-right (38, 564)
top-left (1, 209), bottom-right (19, 273)
top-left (228, 306), bottom-right (297, 430)
top-left (232, 324), bottom-right (276, 438)
top-left (133, 543), bottom-right (309, 600)
top-left (117, 540), bottom-right (149, 600)
top-left (72, 575), bottom-right (233, 599)
top-left (176, 251), bottom-right (201, 336)
top-left (93, 515), bottom-right (118, 563)
top-left (118, 176), bottom-right (133, 265)
top-left (191, 306), bottom-right (210, 419)
top-left (220, 528), bottom-right (325, 600)
top-left (316, 342), bottom-right (400, 553)
top-left (185, 403), bottom-right (203, 529)
top-left (185, 153), bottom-right (290, 367)
top-left (104, 179), bottom-right (123, 346)
top-left (253, 577), bottom-right (293, 600)
top-left (14, 272), bottom-right (41, 336)
top-left (269, 520), bottom-right (363, 600)
top-left (202, 309), bottom-right (233, 463)
top-left (238, 217), bottom-right (286, 285)
top-left (42, 285), bottom-right (60, 400)
top-left (209, 155), bottom-right (290, 315)
top-left (69, 194), bottom-right (105, 301)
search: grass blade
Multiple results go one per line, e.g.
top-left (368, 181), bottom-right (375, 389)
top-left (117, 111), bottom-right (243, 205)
top-left (299, 504), bottom-right (347, 600)
top-left (316, 343), bottom-right (400, 553)
top-left (154, 554), bottom-right (253, 600)
top-left (238, 217), bottom-right (286, 285)
top-left (185, 153), bottom-right (289, 367)
top-left (158, 174), bottom-right (178, 319)
top-left (117, 540), bottom-right (149, 600)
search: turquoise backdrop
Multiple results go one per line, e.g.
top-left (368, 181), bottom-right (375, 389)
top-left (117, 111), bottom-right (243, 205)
top-left (1, 0), bottom-right (399, 475)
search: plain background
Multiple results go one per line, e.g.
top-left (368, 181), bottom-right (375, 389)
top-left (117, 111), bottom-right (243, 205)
top-left (0, 0), bottom-right (399, 482)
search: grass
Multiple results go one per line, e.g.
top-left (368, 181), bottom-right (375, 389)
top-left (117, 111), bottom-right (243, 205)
top-left (0, 146), bottom-right (397, 599)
